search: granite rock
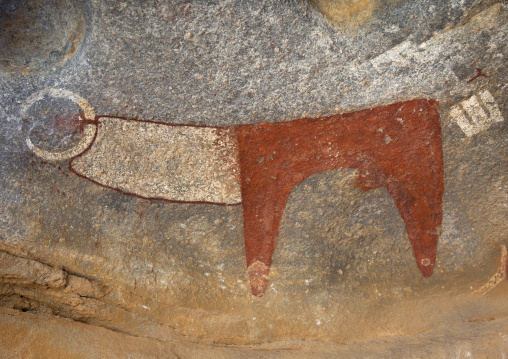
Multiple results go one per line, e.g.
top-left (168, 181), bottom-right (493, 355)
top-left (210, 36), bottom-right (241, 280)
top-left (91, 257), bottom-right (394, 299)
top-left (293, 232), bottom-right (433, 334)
top-left (0, 0), bottom-right (507, 356)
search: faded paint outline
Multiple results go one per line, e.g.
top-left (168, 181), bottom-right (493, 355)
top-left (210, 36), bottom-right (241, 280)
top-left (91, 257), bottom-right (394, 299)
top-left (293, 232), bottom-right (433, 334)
top-left (472, 245), bottom-right (507, 296)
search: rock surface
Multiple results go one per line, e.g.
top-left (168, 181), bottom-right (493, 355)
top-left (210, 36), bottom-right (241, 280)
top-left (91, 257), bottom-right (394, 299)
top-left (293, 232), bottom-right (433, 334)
top-left (0, 0), bottom-right (507, 356)
top-left (1, 283), bottom-right (508, 358)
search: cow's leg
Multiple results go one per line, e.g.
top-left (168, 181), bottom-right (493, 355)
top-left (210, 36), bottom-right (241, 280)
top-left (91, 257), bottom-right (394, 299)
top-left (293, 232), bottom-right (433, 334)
top-left (235, 124), bottom-right (303, 297)
top-left (357, 166), bottom-right (443, 277)
top-left (388, 184), bottom-right (442, 277)
top-left (241, 179), bottom-right (293, 297)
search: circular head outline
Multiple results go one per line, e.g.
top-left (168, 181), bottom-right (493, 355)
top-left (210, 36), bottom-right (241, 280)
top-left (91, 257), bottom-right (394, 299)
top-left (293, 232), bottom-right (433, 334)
top-left (23, 88), bottom-right (97, 161)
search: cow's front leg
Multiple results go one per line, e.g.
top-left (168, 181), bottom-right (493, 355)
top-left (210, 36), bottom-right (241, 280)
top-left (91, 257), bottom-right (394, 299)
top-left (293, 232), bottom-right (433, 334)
top-left (235, 124), bottom-right (301, 297)
top-left (241, 179), bottom-right (291, 297)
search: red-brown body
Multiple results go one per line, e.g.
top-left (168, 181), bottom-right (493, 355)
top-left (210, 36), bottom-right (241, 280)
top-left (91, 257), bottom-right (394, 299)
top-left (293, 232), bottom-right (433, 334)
top-left (235, 99), bottom-right (443, 296)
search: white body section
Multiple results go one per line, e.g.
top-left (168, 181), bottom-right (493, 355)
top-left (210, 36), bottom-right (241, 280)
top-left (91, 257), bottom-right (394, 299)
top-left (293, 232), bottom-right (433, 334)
top-left (71, 118), bottom-right (242, 204)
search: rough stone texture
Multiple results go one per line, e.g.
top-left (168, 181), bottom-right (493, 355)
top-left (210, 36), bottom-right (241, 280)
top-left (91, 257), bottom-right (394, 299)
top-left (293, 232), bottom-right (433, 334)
top-left (1, 283), bottom-right (508, 358)
top-left (0, 0), bottom-right (507, 356)
top-left (0, 250), bottom-right (67, 288)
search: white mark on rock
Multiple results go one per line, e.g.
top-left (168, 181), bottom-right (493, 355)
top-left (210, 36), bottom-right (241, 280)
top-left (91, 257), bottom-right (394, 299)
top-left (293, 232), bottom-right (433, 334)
top-left (384, 25), bottom-right (400, 33)
top-left (370, 41), bottom-right (417, 73)
top-left (450, 90), bottom-right (504, 137)
top-left (473, 245), bottom-right (507, 296)
top-left (421, 258), bottom-right (431, 266)
top-left (23, 88), bottom-right (97, 162)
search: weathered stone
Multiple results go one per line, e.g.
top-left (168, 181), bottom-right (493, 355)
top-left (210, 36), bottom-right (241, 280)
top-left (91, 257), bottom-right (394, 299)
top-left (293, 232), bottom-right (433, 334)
top-left (0, 251), bottom-right (67, 288)
top-left (0, 0), bottom-right (506, 356)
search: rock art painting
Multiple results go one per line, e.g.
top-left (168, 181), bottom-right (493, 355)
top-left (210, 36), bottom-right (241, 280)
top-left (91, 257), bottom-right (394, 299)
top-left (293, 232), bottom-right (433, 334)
top-left (25, 89), bottom-right (444, 297)
top-left (450, 90), bottom-right (504, 137)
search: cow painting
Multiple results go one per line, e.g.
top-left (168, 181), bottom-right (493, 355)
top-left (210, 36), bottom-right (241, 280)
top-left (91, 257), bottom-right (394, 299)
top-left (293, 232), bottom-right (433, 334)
top-left (25, 89), bottom-right (444, 297)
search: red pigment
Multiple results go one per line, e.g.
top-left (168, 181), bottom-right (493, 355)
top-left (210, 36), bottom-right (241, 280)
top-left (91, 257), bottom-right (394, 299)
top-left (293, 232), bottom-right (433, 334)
top-left (235, 99), bottom-right (443, 296)
top-left (467, 67), bottom-right (488, 84)
top-left (60, 99), bottom-right (443, 297)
